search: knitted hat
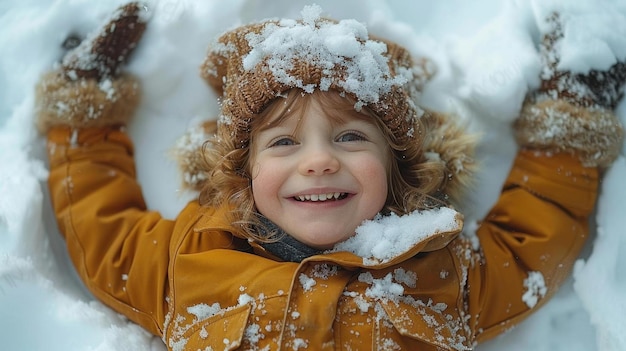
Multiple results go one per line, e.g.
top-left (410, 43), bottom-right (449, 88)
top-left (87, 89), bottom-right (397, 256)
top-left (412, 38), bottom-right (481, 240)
top-left (200, 5), bottom-right (429, 149)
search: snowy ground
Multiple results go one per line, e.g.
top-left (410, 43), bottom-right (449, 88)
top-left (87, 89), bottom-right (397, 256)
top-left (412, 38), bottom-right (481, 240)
top-left (1, 0), bottom-right (625, 350)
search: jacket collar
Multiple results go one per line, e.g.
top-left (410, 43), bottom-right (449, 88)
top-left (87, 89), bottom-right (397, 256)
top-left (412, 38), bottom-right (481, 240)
top-left (195, 204), bottom-right (464, 268)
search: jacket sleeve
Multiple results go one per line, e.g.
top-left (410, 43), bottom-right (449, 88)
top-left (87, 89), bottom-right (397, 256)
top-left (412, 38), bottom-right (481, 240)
top-left (46, 126), bottom-right (200, 336)
top-left (459, 149), bottom-right (598, 342)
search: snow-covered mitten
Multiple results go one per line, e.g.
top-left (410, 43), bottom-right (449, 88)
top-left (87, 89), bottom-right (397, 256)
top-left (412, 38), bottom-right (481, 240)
top-left (35, 2), bottom-right (149, 133)
top-left (515, 13), bottom-right (624, 168)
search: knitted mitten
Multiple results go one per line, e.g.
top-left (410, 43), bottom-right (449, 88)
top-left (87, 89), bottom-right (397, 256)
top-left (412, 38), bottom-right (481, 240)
top-left (515, 13), bottom-right (624, 168)
top-left (35, 2), bottom-right (149, 132)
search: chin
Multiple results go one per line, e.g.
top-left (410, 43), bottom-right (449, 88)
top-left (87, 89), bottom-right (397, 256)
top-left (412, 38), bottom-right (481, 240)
top-left (302, 234), bottom-right (349, 250)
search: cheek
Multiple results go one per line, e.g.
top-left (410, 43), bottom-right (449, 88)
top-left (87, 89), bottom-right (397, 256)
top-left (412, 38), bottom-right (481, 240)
top-left (251, 161), bottom-right (282, 207)
top-left (371, 166), bottom-right (389, 203)
top-left (356, 155), bottom-right (389, 203)
top-left (250, 162), bottom-right (261, 180)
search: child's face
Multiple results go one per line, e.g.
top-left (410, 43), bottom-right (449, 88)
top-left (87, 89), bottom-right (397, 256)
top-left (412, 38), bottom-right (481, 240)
top-left (250, 93), bottom-right (390, 249)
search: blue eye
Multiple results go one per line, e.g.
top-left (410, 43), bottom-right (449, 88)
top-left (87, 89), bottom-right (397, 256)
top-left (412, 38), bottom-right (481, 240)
top-left (270, 137), bottom-right (297, 147)
top-left (337, 132), bottom-right (367, 142)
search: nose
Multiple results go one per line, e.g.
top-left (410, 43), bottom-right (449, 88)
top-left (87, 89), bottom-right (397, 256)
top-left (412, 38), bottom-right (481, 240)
top-left (298, 144), bottom-right (340, 176)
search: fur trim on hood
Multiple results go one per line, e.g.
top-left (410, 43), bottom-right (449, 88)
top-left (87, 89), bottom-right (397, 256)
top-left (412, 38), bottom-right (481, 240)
top-left (420, 109), bottom-right (477, 205)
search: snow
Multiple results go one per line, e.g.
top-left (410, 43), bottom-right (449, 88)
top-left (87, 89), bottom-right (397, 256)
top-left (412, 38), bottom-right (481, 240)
top-left (240, 4), bottom-right (410, 103)
top-left (0, 0), bottom-right (625, 350)
top-left (529, 1), bottom-right (626, 73)
top-left (522, 271), bottom-right (548, 308)
top-left (187, 302), bottom-right (222, 322)
top-left (330, 207), bottom-right (460, 265)
top-left (359, 272), bottom-right (406, 301)
top-left (298, 273), bottom-right (317, 292)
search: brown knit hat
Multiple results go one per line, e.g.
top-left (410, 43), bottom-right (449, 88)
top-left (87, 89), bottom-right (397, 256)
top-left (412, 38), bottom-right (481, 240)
top-left (200, 5), bottom-right (429, 149)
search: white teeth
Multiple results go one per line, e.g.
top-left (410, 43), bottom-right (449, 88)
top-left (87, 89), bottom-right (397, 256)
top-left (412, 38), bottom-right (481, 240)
top-left (295, 192), bottom-right (345, 202)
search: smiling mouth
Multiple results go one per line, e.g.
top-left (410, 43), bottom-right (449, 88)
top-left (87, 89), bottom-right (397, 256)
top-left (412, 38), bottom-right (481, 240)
top-left (294, 192), bottom-right (349, 202)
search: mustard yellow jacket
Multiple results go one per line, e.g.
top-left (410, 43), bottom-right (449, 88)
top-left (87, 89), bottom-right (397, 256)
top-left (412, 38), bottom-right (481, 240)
top-left (46, 126), bottom-right (597, 350)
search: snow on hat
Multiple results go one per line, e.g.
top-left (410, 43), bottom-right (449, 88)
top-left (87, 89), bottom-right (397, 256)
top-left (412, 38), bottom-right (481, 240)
top-left (200, 5), bottom-right (427, 149)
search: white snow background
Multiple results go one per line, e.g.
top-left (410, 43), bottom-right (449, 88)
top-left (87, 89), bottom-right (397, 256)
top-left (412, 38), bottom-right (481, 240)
top-left (1, 0), bottom-right (625, 350)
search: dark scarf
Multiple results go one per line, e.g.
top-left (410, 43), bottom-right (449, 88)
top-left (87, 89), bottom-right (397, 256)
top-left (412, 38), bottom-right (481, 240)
top-left (256, 216), bottom-right (322, 263)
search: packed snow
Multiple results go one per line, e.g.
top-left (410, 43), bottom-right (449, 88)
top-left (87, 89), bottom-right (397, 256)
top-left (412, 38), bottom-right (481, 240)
top-left (239, 5), bottom-right (410, 102)
top-left (522, 271), bottom-right (548, 308)
top-left (330, 207), bottom-right (460, 265)
top-left (1, 0), bottom-right (625, 350)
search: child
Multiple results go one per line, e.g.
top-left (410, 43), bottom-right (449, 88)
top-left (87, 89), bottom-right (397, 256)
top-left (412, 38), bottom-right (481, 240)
top-left (35, 3), bottom-right (624, 351)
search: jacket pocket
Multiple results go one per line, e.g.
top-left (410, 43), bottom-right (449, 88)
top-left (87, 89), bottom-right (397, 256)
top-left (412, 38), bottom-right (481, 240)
top-left (380, 300), bottom-right (472, 351)
top-left (182, 303), bottom-right (252, 351)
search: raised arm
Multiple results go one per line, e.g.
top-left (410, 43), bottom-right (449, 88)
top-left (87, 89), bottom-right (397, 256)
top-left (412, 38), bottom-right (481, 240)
top-left (460, 13), bottom-right (625, 342)
top-left (36, 3), bottom-right (184, 336)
